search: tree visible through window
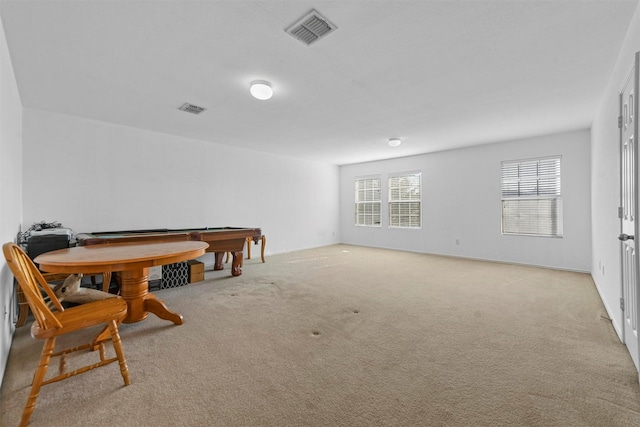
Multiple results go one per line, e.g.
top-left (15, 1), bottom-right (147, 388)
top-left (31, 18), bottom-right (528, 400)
top-left (501, 156), bottom-right (562, 237)
top-left (389, 172), bottom-right (421, 228)
top-left (355, 177), bottom-right (381, 226)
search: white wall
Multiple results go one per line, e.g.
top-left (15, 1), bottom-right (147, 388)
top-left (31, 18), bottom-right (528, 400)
top-left (21, 109), bottom-right (340, 259)
top-left (0, 13), bottom-right (23, 385)
top-left (6, 1), bottom-right (638, 385)
top-left (340, 129), bottom-right (591, 272)
top-left (591, 4), bottom-right (640, 339)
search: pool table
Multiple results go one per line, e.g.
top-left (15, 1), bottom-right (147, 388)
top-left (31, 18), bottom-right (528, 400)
top-left (76, 227), bottom-right (262, 276)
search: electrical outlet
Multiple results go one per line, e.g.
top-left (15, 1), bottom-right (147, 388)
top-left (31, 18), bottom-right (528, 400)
top-left (455, 239), bottom-right (460, 245)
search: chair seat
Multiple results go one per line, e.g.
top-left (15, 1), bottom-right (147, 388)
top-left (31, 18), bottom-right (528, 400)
top-left (31, 297), bottom-right (127, 339)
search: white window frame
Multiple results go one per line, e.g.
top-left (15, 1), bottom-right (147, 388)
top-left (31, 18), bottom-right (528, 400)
top-left (501, 156), bottom-right (563, 237)
top-left (355, 176), bottom-right (381, 227)
top-left (388, 171), bottom-right (422, 229)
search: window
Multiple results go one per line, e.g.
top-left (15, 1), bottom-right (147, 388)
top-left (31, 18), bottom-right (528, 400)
top-left (355, 177), bottom-right (381, 226)
top-left (389, 172), bottom-right (421, 228)
top-left (501, 156), bottom-right (562, 237)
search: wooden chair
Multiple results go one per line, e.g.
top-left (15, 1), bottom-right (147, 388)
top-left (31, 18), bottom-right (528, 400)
top-left (2, 242), bottom-right (130, 427)
top-left (16, 270), bottom-right (113, 327)
top-left (15, 272), bottom-right (69, 327)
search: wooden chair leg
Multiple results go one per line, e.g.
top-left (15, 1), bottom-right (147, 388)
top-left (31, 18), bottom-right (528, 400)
top-left (246, 237), bottom-right (252, 260)
top-left (102, 272), bottom-right (113, 293)
top-left (260, 235), bottom-right (266, 263)
top-left (21, 337), bottom-right (56, 427)
top-left (108, 320), bottom-right (130, 386)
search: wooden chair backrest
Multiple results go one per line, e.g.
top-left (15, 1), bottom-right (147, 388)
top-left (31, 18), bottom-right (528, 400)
top-left (3, 242), bottom-right (64, 330)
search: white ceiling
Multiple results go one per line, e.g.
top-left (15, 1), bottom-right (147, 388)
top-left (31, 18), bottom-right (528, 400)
top-left (1, 0), bottom-right (638, 165)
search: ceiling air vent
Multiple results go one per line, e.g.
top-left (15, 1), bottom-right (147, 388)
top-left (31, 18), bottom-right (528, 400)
top-left (178, 103), bottom-right (206, 115)
top-left (285, 9), bottom-right (337, 46)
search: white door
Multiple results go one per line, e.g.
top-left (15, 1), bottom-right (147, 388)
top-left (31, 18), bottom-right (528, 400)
top-left (620, 52), bottom-right (639, 372)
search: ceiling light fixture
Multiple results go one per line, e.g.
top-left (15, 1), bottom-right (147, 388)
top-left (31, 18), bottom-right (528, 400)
top-left (388, 138), bottom-right (402, 147)
top-left (250, 80), bottom-right (273, 100)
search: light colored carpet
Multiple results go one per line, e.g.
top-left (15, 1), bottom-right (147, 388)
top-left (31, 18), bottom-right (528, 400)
top-left (1, 244), bottom-right (640, 426)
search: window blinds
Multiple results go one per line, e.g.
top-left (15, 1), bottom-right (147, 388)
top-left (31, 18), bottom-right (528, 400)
top-left (355, 177), bottom-right (381, 226)
top-left (501, 157), bottom-right (562, 237)
top-left (389, 172), bottom-right (421, 228)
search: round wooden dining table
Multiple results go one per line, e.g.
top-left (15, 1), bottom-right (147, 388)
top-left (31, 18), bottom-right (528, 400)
top-left (34, 241), bottom-right (208, 325)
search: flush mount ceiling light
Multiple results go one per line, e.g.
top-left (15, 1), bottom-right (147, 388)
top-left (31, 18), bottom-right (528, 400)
top-left (250, 80), bottom-right (273, 100)
top-left (388, 138), bottom-right (402, 147)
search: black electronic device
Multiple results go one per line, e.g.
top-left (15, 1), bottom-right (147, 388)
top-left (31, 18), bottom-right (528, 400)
top-left (26, 233), bottom-right (71, 260)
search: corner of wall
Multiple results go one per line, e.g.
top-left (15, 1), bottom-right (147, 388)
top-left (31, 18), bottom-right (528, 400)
top-left (0, 9), bottom-right (23, 386)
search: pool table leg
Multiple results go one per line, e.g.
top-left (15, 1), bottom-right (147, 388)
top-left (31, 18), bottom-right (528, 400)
top-left (214, 252), bottom-right (225, 271)
top-left (214, 251), bottom-right (243, 276)
top-left (230, 251), bottom-right (243, 276)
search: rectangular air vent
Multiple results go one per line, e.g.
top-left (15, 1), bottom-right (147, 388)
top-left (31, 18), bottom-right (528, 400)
top-left (178, 103), bottom-right (206, 115)
top-left (285, 9), bottom-right (337, 46)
